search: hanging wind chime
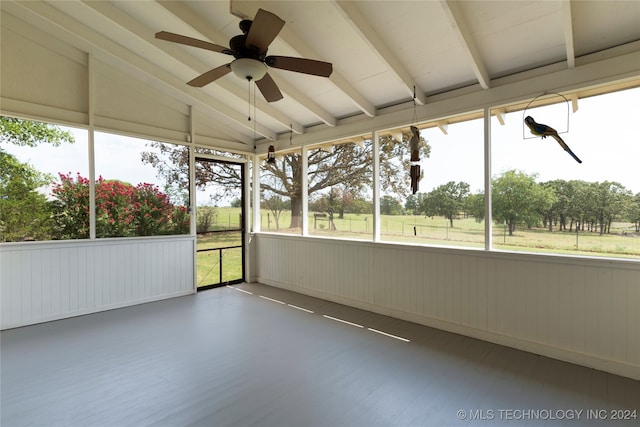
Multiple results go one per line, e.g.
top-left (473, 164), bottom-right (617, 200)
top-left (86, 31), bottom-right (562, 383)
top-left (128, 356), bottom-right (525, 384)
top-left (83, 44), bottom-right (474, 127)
top-left (267, 144), bottom-right (276, 164)
top-left (409, 87), bottom-right (422, 194)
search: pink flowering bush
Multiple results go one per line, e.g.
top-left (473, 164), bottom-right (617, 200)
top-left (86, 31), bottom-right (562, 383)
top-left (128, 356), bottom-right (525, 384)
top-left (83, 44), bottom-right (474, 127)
top-left (130, 182), bottom-right (172, 236)
top-left (51, 173), bottom-right (189, 238)
top-left (95, 178), bottom-right (136, 237)
top-left (51, 172), bottom-right (90, 239)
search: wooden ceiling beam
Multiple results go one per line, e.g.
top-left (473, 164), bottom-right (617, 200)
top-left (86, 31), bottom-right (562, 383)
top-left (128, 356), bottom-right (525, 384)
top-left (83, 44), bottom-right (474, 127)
top-left (440, 0), bottom-right (491, 90)
top-left (562, 0), bottom-right (576, 69)
top-left (333, 1), bottom-right (427, 106)
top-left (230, 1), bottom-right (378, 118)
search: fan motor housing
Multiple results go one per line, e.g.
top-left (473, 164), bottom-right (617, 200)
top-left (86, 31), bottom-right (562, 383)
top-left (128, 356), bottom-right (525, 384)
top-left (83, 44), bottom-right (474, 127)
top-left (229, 34), bottom-right (264, 60)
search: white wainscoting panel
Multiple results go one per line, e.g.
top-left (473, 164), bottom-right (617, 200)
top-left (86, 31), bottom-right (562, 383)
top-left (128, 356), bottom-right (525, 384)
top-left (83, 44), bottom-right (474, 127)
top-left (1, 236), bottom-right (195, 329)
top-left (255, 233), bottom-right (640, 380)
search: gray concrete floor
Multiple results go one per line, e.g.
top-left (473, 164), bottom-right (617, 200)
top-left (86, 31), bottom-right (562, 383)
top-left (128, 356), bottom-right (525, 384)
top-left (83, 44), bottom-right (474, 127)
top-left (2, 283), bottom-right (639, 427)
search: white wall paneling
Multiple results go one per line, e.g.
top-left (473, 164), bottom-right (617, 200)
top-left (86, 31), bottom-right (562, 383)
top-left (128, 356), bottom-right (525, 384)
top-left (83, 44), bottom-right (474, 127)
top-left (255, 233), bottom-right (640, 380)
top-left (0, 236), bottom-right (195, 330)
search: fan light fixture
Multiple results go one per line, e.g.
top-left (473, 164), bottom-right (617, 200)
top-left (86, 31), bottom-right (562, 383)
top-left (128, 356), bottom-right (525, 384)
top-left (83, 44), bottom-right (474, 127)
top-left (230, 58), bottom-right (267, 81)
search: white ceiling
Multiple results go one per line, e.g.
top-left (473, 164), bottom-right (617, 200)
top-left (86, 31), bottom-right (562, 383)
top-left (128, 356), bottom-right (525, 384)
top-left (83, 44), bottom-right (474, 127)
top-left (2, 1), bottom-right (640, 153)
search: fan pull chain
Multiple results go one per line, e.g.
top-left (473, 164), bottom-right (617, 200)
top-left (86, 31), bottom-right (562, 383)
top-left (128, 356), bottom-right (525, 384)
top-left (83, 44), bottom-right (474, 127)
top-left (247, 79), bottom-right (252, 121)
top-left (253, 82), bottom-right (257, 141)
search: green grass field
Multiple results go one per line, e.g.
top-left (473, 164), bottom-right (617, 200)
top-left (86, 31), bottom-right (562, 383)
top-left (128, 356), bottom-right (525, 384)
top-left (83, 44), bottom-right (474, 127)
top-left (196, 231), bottom-right (243, 288)
top-left (255, 208), bottom-right (639, 259)
top-left (196, 207), bottom-right (638, 283)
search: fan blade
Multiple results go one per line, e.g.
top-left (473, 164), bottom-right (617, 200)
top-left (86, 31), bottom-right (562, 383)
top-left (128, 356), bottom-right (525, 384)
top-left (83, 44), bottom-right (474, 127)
top-left (266, 56), bottom-right (333, 77)
top-left (187, 64), bottom-right (231, 87)
top-left (155, 31), bottom-right (232, 54)
top-left (245, 9), bottom-right (285, 53)
top-left (256, 73), bottom-right (283, 102)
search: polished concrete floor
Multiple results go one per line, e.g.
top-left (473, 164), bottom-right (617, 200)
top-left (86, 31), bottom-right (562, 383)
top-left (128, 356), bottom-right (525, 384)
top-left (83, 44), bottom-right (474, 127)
top-left (2, 283), bottom-right (639, 427)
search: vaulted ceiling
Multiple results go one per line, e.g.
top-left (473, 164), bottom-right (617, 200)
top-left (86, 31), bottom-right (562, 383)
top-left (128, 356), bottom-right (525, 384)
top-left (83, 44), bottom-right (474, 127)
top-left (2, 1), bottom-right (640, 153)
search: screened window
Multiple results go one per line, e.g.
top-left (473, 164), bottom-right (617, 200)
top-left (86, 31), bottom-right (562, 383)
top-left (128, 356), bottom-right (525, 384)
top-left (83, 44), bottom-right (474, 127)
top-left (0, 117), bottom-right (88, 242)
top-left (307, 138), bottom-right (373, 240)
top-left (380, 118), bottom-right (485, 248)
top-left (491, 87), bottom-right (640, 259)
top-left (94, 132), bottom-right (189, 238)
top-left (259, 149), bottom-right (302, 234)
top-left (372, 130), bottom-right (415, 241)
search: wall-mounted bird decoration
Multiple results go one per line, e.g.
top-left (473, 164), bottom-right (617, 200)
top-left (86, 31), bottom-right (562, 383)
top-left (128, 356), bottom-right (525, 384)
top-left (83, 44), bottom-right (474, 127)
top-left (409, 125), bottom-right (422, 194)
top-left (524, 116), bottom-right (582, 163)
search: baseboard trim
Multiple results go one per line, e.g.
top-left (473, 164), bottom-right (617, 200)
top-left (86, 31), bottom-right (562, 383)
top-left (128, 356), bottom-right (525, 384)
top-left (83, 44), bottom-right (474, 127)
top-left (258, 278), bottom-right (640, 381)
top-left (1, 290), bottom-right (195, 330)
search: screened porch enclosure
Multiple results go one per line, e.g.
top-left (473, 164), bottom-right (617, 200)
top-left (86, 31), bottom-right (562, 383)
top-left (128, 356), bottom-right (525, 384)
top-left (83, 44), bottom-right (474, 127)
top-left (2, 0), bottom-right (640, 383)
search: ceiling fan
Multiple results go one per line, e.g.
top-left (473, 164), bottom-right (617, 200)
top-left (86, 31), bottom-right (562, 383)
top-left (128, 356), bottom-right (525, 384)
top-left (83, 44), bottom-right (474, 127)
top-left (155, 8), bottom-right (333, 102)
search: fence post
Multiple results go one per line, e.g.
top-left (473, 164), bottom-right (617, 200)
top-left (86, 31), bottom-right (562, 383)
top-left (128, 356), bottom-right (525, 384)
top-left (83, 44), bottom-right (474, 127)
top-left (219, 248), bottom-right (223, 284)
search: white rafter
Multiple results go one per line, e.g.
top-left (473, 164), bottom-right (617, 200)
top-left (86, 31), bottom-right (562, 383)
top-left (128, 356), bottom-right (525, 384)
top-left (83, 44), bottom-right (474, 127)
top-left (563, 0), bottom-right (576, 69)
top-left (230, 1), bottom-right (377, 118)
top-left (268, 76), bottom-right (337, 127)
top-left (16, 0), bottom-right (274, 141)
top-left (437, 122), bottom-right (449, 135)
top-left (333, 1), bottom-right (427, 105)
top-left (440, 0), bottom-right (491, 90)
top-left (494, 108), bottom-right (506, 126)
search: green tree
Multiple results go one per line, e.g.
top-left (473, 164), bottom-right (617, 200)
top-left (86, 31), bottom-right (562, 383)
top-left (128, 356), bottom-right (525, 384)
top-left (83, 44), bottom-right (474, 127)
top-left (309, 195), bottom-right (329, 213)
top-left (144, 134), bottom-right (430, 230)
top-left (589, 181), bottom-right (631, 235)
top-left (1, 117), bottom-right (77, 241)
top-left (349, 197), bottom-right (373, 215)
top-left (310, 185), bottom-right (359, 219)
top-left (565, 180), bottom-right (589, 232)
top-left (492, 170), bottom-right (549, 236)
top-left (262, 195), bottom-right (287, 230)
top-left (538, 181), bottom-right (561, 232)
top-left (628, 193), bottom-right (640, 232)
top-left (422, 181), bottom-right (470, 227)
top-left (0, 117), bottom-right (74, 147)
top-left (380, 195), bottom-right (403, 215)
top-left (464, 192), bottom-right (485, 223)
top-left (540, 179), bottom-right (575, 231)
top-left (0, 151), bottom-right (53, 241)
top-left (404, 194), bottom-right (419, 214)
top-left (196, 207), bottom-right (216, 233)
top-left (336, 186), bottom-right (355, 219)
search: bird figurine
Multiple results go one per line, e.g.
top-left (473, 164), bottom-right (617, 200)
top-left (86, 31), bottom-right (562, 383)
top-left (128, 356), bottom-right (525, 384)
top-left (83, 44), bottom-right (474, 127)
top-left (524, 116), bottom-right (582, 163)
